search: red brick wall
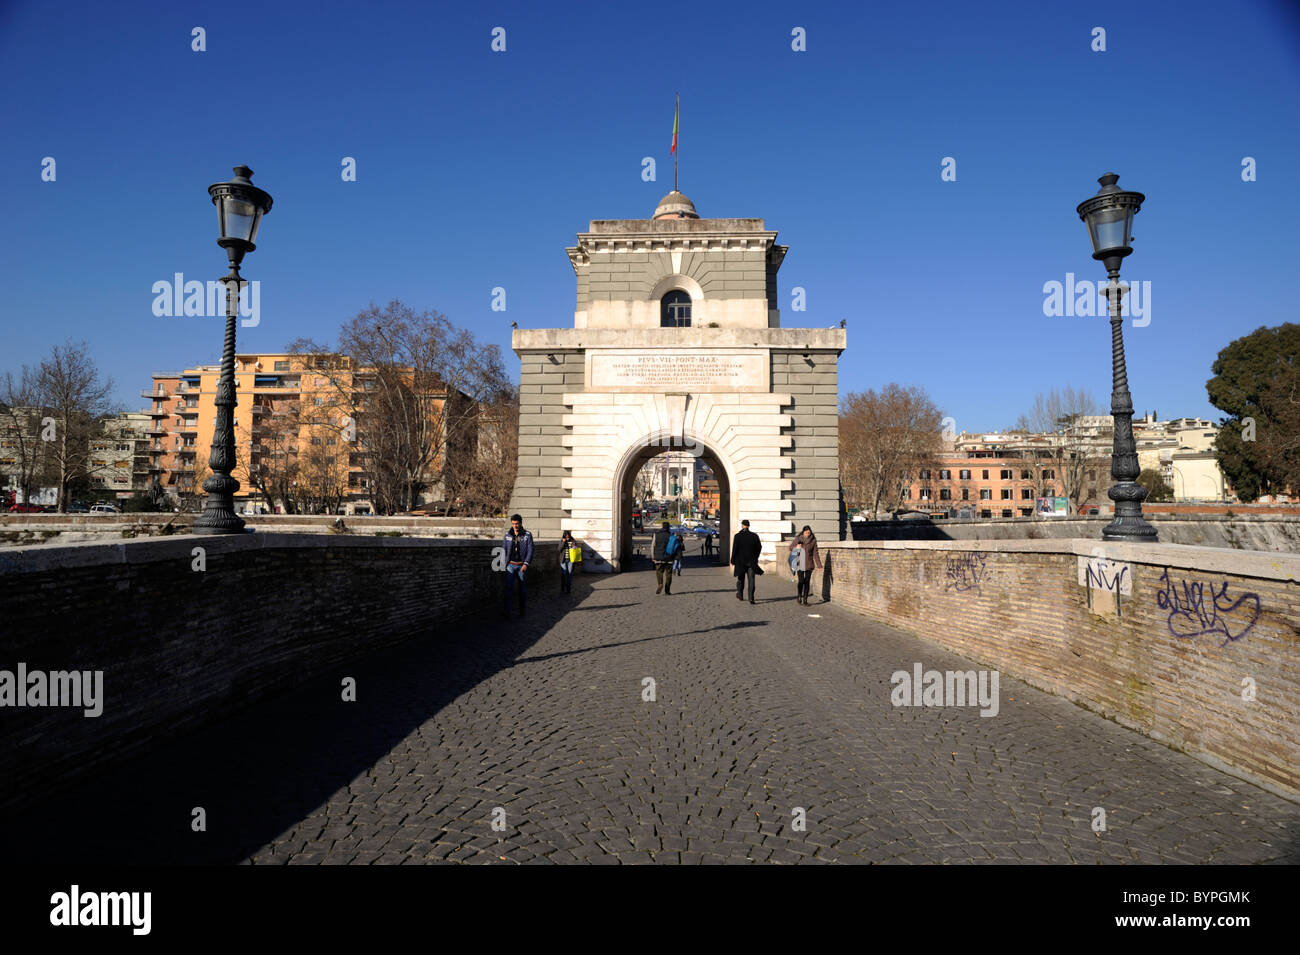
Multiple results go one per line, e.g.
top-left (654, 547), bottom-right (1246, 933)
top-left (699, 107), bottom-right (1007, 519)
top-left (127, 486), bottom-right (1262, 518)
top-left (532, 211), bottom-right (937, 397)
top-left (822, 540), bottom-right (1300, 798)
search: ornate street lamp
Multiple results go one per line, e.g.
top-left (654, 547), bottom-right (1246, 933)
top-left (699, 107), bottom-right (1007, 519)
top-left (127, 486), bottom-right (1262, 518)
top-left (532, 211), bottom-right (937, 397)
top-left (1076, 172), bottom-right (1157, 542)
top-left (193, 165), bottom-right (272, 534)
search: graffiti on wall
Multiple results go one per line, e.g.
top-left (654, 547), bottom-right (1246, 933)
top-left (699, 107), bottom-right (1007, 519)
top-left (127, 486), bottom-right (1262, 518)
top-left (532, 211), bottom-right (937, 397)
top-left (944, 553), bottom-right (987, 594)
top-left (1078, 556), bottom-right (1132, 595)
top-left (1156, 568), bottom-right (1260, 646)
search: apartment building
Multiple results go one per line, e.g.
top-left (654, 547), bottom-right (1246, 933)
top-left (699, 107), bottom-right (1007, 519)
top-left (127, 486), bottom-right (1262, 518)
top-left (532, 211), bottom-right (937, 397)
top-left (902, 414), bottom-right (1231, 516)
top-left (87, 412), bottom-right (152, 499)
top-left (143, 352), bottom-right (475, 514)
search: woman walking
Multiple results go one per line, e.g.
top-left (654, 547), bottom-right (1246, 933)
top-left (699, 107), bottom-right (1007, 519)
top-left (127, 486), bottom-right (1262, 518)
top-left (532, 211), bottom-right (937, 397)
top-left (788, 525), bottom-right (822, 605)
top-left (559, 529), bottom-right (580, 594)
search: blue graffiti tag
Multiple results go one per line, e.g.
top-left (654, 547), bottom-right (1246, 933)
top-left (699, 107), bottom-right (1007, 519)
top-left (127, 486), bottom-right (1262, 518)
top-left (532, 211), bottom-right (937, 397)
top-left (944, 553), bottom-right (987, 594)
top-left (1156, 568), bottom-right (1261, 647)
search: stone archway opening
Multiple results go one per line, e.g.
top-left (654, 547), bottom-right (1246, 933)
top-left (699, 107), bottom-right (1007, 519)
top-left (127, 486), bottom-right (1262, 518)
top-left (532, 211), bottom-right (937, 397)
top-left (612, 438), bottom-right (733, 572)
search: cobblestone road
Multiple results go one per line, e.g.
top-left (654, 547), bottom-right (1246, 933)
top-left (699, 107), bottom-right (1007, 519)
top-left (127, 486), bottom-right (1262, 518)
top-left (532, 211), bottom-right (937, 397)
top-left (9, 553), bottom-right (1299, 864)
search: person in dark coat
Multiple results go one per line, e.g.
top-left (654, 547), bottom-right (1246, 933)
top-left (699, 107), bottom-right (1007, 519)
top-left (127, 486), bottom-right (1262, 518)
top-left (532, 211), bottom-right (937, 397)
top-left (730, 519), bottom-right (762, 603)
top-left (788, 524), bottom-right (822, 605)
top-left (651, 520), bottom-right (675, 595)
top-left (502, 513), bottom-right (534, 617)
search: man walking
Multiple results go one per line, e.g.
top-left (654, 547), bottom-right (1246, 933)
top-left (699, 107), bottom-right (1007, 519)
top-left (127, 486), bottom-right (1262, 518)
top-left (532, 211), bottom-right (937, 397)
top-left (502, 513), bottom-right (533, 617)
top-left (652, 520), bottom-right (676, 595)
top-left (730, 519), bottom-right (762, 604)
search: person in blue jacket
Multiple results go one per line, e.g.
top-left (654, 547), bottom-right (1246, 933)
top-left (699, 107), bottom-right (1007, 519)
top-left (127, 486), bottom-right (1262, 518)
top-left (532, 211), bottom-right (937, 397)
top-left (502, 513), bottom-right (534, 617)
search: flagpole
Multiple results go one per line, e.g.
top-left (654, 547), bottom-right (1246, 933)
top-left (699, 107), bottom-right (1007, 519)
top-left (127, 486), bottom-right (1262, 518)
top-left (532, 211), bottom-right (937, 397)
top-left (674, 92), bottom-right (679, 193)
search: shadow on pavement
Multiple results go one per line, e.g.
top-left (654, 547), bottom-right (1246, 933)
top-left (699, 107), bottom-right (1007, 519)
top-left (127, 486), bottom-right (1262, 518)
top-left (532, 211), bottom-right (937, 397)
top-left (0, 593), bottom-right (563, 865)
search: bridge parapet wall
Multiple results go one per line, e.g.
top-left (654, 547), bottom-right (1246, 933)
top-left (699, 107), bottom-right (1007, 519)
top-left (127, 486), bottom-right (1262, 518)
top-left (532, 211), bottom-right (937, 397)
top-left (0, 534), bottom-right (557, 809)
top-left (821, 539), bottom-right (1300, 800)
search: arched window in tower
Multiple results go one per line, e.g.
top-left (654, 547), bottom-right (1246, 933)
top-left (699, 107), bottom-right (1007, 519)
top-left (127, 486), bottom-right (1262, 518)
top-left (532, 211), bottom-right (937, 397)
top-left (660, 289), bottom-right (692, 328)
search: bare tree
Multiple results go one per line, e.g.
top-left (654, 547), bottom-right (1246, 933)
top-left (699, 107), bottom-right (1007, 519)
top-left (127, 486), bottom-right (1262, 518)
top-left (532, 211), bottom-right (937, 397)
top-left (236, 397), bottom-right (301, 513)
top-left (839, 384), bottom-right (944, 518)
top-left (446, 387), bottom-right (519, 515)
top-left (290, 300), bottom-right (510, 515)
top-left (0, 367), bottom-right (57, 504)
top-left (35, 341), bottom-right (116, 511)
top-left (297, 432), bottom-right (350, 514)
top-left (1012, 385), bottom-right (1105, 512)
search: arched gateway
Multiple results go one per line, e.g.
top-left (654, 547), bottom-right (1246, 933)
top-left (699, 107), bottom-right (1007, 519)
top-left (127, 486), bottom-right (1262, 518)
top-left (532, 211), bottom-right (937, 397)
top-left (508, 191), bottom-right (847, 571)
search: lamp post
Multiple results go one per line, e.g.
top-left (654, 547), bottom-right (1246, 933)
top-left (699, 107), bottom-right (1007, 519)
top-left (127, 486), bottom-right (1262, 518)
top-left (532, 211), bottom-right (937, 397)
top-left (194, 165), bottom-right (272, 535)
top-left (1076, 173), bottom-right (1157, 542)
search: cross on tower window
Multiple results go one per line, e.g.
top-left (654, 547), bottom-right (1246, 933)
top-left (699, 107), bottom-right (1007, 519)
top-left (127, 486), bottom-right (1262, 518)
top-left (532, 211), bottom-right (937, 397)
top-left (660, 290), bottom-right (692, 327)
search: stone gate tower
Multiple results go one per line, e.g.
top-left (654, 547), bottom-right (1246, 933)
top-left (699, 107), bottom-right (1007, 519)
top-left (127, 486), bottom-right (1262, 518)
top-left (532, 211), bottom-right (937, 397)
top-left (509, 191), bottom-right (846, 571)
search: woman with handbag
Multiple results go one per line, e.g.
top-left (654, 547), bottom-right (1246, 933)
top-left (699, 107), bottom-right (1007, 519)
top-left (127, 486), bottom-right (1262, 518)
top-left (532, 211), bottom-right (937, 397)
top-left (788, 525), bottom-right (822, 605)
top-left (559, 529), bottom-right (581, 595)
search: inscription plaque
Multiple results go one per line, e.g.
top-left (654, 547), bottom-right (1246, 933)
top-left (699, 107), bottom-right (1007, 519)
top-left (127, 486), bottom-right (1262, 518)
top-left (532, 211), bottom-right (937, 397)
top-left (587, 350), bottom-right (768, 393)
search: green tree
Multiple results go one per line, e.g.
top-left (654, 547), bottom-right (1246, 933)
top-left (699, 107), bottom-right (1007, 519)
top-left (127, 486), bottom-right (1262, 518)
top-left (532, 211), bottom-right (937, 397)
top-left (1206, 323), bottom-right (1300, 502)
top-left (1137, 468), bottom-right (1174, 503)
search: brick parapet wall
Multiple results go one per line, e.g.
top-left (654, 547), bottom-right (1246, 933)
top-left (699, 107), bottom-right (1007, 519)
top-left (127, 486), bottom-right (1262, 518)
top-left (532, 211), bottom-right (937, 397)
top-left (821, 539), bottom-right (1300, 800)
top-left (0, 533), bottom-right (558, 810)
top-left (849, 515), bottom-right (1300, 552)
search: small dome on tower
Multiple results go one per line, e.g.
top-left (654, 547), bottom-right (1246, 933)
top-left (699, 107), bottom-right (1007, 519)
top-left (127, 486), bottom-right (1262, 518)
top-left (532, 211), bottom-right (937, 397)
top-left (653, 191), bottom-right (699, 220)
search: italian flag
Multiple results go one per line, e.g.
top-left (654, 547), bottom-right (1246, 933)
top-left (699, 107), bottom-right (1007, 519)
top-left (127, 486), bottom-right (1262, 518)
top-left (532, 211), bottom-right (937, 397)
top-left (671, 95), bottom-right (678, 155)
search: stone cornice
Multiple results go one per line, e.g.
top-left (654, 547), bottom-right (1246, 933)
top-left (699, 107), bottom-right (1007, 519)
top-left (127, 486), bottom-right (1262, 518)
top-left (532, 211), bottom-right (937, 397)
top-left (514, 327), bottom-right (847, 353)
top-left (570, 231), bottom-right (780, 256)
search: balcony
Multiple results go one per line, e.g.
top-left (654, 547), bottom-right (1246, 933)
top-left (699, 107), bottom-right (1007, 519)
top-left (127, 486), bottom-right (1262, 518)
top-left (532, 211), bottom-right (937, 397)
top-left (141, 389), bottom-right (169, 400)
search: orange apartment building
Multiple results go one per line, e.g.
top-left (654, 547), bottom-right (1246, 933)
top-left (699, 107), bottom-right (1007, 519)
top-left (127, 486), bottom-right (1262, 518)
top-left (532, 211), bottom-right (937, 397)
top-left (143, 352), bottom-right (472, 514)
top-left (902, 453), bottom-right (1067, 518)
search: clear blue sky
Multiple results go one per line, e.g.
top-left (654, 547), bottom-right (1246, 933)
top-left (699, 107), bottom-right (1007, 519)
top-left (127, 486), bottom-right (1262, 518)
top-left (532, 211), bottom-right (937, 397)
top-left (2, 0), bottom-right (1297, 431)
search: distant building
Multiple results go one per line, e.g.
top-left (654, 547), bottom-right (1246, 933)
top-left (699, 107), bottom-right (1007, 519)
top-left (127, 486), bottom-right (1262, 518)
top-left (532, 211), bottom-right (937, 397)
top-left (87, 412), bottom-right (152, 499)
top-left (901, 413), bottom-right (1233, 515)
top-left (143, 353), bottom-right (475, 514)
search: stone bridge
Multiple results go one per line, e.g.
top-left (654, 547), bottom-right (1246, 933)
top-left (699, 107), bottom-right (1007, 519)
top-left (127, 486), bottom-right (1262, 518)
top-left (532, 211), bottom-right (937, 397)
top-left (0, 532), bottom-right (1296, 864)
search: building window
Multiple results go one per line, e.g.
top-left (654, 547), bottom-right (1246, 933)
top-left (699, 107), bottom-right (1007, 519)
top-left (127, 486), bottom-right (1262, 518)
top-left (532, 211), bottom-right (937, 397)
top-left (980, 509), bottom-right (992, 518)
top-left (1000, 469), bottom-right (1012, 480)
top-left (1042, 468), bottom-right (1055, 479)
top-left (1021, 469), bottom-right (1033, 479)
top-left (1019, 507), bottom-right (1033, 516)
top-left (274, 360), bottom-right (289, 371)
top-left (1021, 488), bottom-right (1032, 499)
top-left (980, 489), bottom-right (992, 500)
top-left (961, 488), bottom-right (969, 501)
top-left (919, 488), bottom-right (931, 500)
top-left (981, 469), bottom-right (989, 480)
top-left (1001, 509), bottom-right (1013, 518)
top-left (939, 488), bottom-right (951, 500)
top-left (959, 469), bottom-right (971, 480)
top-left (1001, 488), bottom-right (1013, 500)
top-left (660, 290), bottom-right (692, 328)
top-left (939, 469), bottom-right (950, 480)
top-left (919, 469), bottom-right (931, 480)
